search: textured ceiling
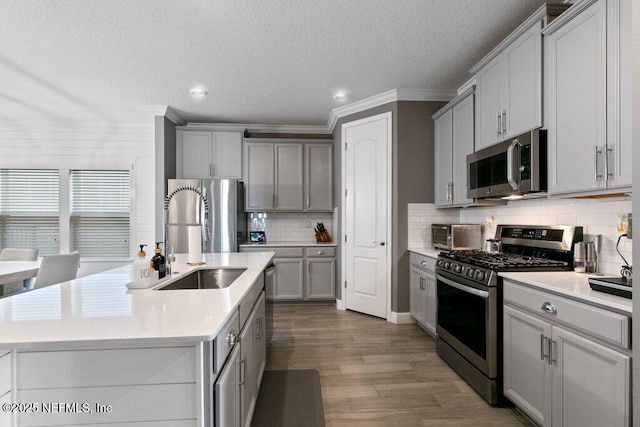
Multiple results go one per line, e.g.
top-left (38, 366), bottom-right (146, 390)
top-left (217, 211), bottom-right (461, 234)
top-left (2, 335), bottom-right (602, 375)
top-left (0, 0), bottom-right (548, 125)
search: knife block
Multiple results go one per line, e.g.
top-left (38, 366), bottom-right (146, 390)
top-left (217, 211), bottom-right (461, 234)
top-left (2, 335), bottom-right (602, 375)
top-left (315, 231), bottom-right (332, 243)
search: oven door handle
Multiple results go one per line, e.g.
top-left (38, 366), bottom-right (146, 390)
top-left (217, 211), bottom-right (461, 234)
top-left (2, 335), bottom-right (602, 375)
top-left (437, 274), bottom-right (489, 299)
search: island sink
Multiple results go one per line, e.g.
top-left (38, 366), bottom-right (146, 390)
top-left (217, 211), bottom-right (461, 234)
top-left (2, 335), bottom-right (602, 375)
top-left (156, 268), bottom-right (247, 290)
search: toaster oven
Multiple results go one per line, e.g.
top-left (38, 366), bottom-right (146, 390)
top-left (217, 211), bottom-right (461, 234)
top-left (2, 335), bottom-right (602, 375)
top-left (431, 224), bottom-right (482, 250)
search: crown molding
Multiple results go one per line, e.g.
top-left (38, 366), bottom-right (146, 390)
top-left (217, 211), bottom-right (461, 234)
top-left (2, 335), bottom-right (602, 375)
top-left (181, 122), bottom-right (331, 134)
top-left (146, 105), bottom-right (186, 125)
top-left (326, 88), bottom-right (456, 132)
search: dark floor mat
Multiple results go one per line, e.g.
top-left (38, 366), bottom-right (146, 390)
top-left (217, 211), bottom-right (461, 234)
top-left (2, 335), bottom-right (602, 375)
top-left (251, 369), bottom-right (325, 427)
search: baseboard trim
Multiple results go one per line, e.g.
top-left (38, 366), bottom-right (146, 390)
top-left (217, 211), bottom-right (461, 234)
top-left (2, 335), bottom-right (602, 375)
top-left (390, 312), bottom-right (415, 324)
top-left (335, 299), bottom-right (345, 310)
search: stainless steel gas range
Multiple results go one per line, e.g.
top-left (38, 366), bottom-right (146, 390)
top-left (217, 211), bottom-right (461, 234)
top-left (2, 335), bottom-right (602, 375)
top-left (435, 225), bottom-right (583, 405)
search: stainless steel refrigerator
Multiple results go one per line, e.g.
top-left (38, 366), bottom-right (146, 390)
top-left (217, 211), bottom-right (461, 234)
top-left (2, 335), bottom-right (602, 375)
top-left (166, 179), bottom-right (247, 253)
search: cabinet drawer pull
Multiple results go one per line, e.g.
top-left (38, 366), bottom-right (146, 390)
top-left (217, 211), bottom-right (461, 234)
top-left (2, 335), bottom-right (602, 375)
top-left (541, 302), bottom-right (557, 315)
top-left (420, 260), bottom-right (427, 267)
top-left (227, 330), bottom-right (238, 346)
top-left (317, 250), bottom-right (324, 255)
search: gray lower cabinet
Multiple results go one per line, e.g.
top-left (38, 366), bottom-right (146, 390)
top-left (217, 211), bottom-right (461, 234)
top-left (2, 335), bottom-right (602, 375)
top-left (241, 246), bottom-right (336, 301)
top-left (273, 258), bottom-right (305, 300)
top-left (215, 344), bottom-right (241, 427)
top-left (503, 280), bottom-right (630, 427)
top-left (214, 285), bottom-right (266, 427)
top-left (409, 252), bottom-right (436, 336)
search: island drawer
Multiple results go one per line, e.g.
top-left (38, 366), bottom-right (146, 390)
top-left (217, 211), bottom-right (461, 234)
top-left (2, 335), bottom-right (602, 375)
top-left (241, 246), bottom-right (303, 258)
top-left (0, 351), bottom-right (10, 397)
top-left (239, 274), bottom-right (264, 328)
top-left (213, 309), bottom-right (240, 375)
top-left (306, 247), bottom-right (336, 257)
top-left (17, 347), bottom-right (197, 389)
top-left (503, 281), bottom-right (630, 349)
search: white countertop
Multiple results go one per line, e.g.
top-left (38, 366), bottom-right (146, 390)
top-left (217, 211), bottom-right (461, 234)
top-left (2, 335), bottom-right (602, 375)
top-left (499, 271), bottom-right (632, 316)
top-left (0, 252), bottom-right (274, 350)
top-left (240, 241), bottom-right (337, 247)
top-left (408, 247), bottom-right (442, 259)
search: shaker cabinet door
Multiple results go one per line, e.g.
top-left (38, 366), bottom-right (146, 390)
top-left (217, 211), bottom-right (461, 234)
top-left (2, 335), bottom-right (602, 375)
top-left (475, 56), bottom-right (503, 151)
top-left (305, 144), bottom-right (333, 211)
top-left (213, 132), bottom-right (242, 179)
top-left (274, 144), bottom-right (304, 211)
top-left (182, 131), bottom-right (214, 178)
top-left (245, 143), bottom-right (275, 210)
top-left (545, 0), bottom-right (606, 195)
top-left (434, 109), bottom-right (453, 207)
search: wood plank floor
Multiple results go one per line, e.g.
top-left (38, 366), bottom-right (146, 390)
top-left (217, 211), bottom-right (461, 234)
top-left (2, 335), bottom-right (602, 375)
top-left (267, 305), bottom-right (535, 427)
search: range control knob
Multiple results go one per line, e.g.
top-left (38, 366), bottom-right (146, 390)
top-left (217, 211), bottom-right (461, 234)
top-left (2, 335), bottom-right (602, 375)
top-left (443, 261), bottom-right (451, 269)
top-left (466, 268), bottom-right (475, 278)
top-left (474, 270), bottom-right (485, 281)
top-left (453, 264), bottom-right (462, 273)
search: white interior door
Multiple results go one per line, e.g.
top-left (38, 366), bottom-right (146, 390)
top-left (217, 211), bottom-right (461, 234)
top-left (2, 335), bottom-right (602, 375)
top-left (342, 112), bottom-right (391, 319)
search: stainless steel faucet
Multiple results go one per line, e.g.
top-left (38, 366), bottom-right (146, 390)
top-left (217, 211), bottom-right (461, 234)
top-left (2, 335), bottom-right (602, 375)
top-left (163, 185), bottom-right (211, 274)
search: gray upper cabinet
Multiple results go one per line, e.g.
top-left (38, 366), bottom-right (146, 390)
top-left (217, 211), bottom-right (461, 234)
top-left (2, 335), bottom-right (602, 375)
top-left (245, 142), bottom-right (275, 211)
top-left (305, 144), bottom-right (333, 211)
top-left (244, 138), bottom-right (333, 212)
top-left (471, 4), bottom-right (567, 151)
top-left (274, 143), bottom-right (304, 210)
top-left (433, 89), bottom-right (475, 208)
top-left (543, 0), bottom-right (631, 197)
top-left (178, 130), bottom-right (242, 179)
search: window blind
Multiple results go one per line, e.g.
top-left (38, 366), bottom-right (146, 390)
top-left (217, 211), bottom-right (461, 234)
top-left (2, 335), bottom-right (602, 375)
top-left (70, 170), bottom-right (131, 259)
top-left (0, 169), bottom-right (60, 255)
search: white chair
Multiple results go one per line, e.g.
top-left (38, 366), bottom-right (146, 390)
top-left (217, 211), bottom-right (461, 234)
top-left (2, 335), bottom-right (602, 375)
top-left (0, 247), bottom-right (39, 261)
top-left (33, 251), bottom-right (81, 289)
top-left (0, 247), bottom-right (39, 295)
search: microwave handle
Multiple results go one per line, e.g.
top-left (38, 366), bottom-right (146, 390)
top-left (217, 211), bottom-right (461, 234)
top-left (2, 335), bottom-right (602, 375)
top-left (506, 139), bottom-right (521, 190)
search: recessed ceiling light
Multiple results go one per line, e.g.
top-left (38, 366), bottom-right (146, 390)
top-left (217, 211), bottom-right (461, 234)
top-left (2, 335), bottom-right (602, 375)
top-left (333, 92), bottom-right (347, 101)
top-left (190, 88), bottom-right (207, 97)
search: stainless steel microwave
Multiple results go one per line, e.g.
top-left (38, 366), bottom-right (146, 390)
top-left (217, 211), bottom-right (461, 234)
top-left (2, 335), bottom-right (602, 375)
top-left (467, 129), bottom-right (547, 199)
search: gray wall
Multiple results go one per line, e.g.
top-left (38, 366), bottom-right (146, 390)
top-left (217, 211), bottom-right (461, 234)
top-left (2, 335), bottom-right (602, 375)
top-left (394, 101), bottom-right (446, 312)
top-left (155, 116), bottom-right (177, 241)
top-left (331, 100), bottom-right (445, 313)
top-left (631, 1), bottom-right (639, 423)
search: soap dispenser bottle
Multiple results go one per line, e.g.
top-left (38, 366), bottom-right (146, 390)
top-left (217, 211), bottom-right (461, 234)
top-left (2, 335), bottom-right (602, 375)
top-left (132, 244), bottom-right (151, 284)
top-left (151, 242), bottom-right (166, 279)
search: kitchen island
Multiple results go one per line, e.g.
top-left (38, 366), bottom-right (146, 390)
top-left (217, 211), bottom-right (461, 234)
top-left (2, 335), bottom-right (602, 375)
top-left (0, 251), bottom-right (274, 427)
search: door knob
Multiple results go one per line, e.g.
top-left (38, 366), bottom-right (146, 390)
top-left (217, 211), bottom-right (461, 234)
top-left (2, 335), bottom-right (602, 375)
top-left (379, 241), bottom-right (385, 246)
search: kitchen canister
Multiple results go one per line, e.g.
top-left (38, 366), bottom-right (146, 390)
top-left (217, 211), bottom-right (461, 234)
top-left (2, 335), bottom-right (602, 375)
top-left (573, 242), bottom-right (586, 273)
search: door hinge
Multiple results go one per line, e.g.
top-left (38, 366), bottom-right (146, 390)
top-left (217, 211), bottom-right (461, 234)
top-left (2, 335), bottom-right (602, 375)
top-left (344, 280), bottom-right (347, 288)
top-left (344, 235), bottom-right (347, 243)
top-left (345, 189), bottom-right (347, 197)
top-left (345, 142), bottom-right (348, 150)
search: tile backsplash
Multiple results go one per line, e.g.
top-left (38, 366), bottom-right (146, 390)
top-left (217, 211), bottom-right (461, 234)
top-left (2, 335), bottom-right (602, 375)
top-left (409, 196), bottom-right (633, 276)
top-left (249, 211), bottom-right (335, 242)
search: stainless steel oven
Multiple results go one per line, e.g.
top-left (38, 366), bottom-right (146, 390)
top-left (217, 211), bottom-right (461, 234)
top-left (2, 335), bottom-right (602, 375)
top-left (434, 225), bottom-right (583, 406)
top-left (436, 270), bottom-right (497, 378)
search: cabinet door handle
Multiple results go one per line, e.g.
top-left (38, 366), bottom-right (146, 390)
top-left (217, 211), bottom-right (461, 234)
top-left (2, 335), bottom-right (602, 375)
top-left (497, 112), bottom-right (502, 137)
top-left (307, 194), bottom-right (310, 208)
top-left (209, 164), bottom-right (213, 176)
top-left (594, 147), bottom-right (603, 182)
top-left (239, 357), bottom-right (247, 386)
top-left (606, 147), bottom-right (613, 179)
top-left (540, 334), bottom-right (549, 361)
top-left (502, 110), bottom-right (507, 134)
top-left (550, 340), bottom-right (557, 365)
top-left (255, 317), bottom-right (262, 341)
top-left (541, 302), bottom-right (557, 315)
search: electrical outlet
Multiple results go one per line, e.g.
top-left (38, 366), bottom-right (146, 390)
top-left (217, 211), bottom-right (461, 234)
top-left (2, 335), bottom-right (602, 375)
top-left (627, 213), bottom-right (632, 239)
